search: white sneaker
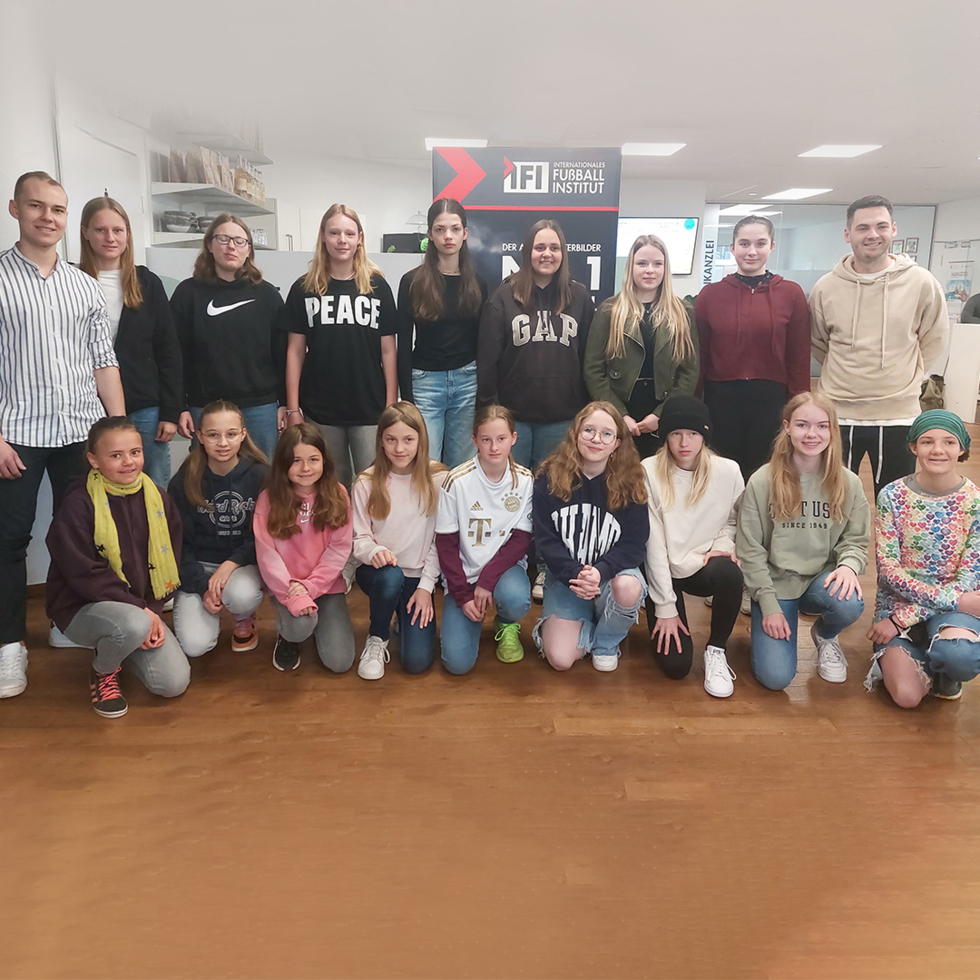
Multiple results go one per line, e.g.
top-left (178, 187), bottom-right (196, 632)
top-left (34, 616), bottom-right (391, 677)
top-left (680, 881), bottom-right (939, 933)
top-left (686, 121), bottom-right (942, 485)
top-left (0, 641), bottom-right (28, 698)
top-left (703, 595), bottom-right (713, 608)
top-left (811, 622), bottom-right (847, 683)
top-left (591, 652), bottom-right (619, 672)
top-left (740, 589), bottom-right (751, 616)
top-left (162, 597), bottom-right (174, 612)
top-left (703, 645), bottom-right (736, 698)
top-left (49, 624), bottom-right (93, 649)
top-left (532, 571), bottom-right (546, 602)
top-left (357, 635), bottom-right (390, 680)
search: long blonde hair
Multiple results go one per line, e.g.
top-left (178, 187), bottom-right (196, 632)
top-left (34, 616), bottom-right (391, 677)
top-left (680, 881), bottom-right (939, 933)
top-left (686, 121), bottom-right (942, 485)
top-left (539, 402), bottom-right (647, 511)
top-left (359, 402), bottom-right (445, 520)
top-left (79, 197), bottom-right (143, 309)
top-left (303, 203), bottom-right (381, 296)
top-left (650, 441), bottom-right (715, 511)
top-left (768, 392), bottom-right (848, 523)
top-left (606, 235), bottom-right (694, 363)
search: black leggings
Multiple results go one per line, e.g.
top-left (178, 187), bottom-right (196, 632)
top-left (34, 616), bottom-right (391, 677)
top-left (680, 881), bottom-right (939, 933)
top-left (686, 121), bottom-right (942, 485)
top-left (646, 556), bottom-right (743, 679)
top-left (703, 379), bottom-right (788, 483)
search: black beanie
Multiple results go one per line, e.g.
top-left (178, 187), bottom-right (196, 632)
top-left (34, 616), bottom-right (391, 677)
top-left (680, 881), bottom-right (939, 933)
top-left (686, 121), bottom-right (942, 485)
top-left (658, 395), bottom-right (711, 440)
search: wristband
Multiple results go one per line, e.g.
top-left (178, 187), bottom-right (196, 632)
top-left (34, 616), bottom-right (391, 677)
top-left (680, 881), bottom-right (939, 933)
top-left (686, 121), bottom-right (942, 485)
top-left (888, 616), bottom-right (902, 632)
top-left (286, 409), bottom-right (303, 416)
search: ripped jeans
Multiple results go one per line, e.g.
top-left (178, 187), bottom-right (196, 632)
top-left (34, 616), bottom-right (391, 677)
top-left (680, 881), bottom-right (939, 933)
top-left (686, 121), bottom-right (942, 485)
top-left (865, 611), bottom-right (980, 690)
top-left (533, 567), bottom-right (647, 665)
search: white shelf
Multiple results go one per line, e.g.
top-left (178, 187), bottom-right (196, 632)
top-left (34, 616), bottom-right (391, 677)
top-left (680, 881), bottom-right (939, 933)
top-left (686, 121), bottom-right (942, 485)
top-left (151, 183), bottom-right (273, 217)
top-left (151, 231), bottom-right (272, 250)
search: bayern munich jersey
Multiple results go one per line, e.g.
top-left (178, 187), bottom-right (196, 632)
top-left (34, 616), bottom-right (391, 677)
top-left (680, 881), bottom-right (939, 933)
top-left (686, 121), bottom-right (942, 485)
top-left (436, 456), bottom-right (534, 585)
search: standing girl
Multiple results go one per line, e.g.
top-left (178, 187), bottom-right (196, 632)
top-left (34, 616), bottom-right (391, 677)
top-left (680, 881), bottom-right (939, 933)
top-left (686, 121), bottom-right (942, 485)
top-left (253, 424), bottom-right (355, 673)
top-left (695, 216), bottom-right (810, 481)
top-left (352, 402), bottom-right (447, 679)
top-left (45, 417), bottom-right (188, 717)
top-left (736, 392), bottom-right (870, 691)
top-left (79, 196), bottom-right (182, 486)
top-left (170, 214), bottom-right (284, 461)
top-left (584, 234), bottom-right (699, 460)
top-left (436, 405), bottom-right (534, 674)
top-left (533, 401), bottom-right (648, 672)
top-left (643, 395), bottom-right (744, 697)
top-left (866, 411), bottom-right (980, 706)
top-left (283, 204), bottom-right (398, 488)
top-left (168, 400), bottom-right (268, 659)
top-left (397, 199), bottom-right (487, 469)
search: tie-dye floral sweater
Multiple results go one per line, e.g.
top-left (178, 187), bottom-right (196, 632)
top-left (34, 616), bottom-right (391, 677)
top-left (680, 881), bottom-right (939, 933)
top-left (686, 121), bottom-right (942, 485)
top-left (874, 476), bottom-right (980, 628)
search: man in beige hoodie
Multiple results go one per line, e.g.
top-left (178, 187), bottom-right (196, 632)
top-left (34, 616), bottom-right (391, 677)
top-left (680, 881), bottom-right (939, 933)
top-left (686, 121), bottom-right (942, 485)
top-left (810, 195), bottom-right (948, 497)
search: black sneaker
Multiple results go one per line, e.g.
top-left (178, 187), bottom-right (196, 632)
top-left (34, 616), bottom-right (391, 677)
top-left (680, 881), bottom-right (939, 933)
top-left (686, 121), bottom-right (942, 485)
top-left (272, 636), bottom-right (301, 671)
top-left (932, 673), bottom-right (963, 700)
top-left (90, 667), bottom-right (128, 718)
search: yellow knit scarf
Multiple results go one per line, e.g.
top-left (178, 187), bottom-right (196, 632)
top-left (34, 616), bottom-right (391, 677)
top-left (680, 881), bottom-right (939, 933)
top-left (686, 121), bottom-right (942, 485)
top-left (86, 470), bottom-right (180, 600)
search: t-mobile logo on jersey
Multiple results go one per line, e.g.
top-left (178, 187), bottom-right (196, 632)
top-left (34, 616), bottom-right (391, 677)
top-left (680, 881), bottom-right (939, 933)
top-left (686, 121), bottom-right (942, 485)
top-left (503, 159), bottom-right (549, 194)
top-left (467, 517), bottom-right (493, 545)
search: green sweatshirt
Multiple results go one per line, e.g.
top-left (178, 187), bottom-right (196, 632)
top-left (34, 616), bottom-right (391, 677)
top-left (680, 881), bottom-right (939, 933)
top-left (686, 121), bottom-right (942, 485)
top-left (735, 463), bottom-right (870, 617)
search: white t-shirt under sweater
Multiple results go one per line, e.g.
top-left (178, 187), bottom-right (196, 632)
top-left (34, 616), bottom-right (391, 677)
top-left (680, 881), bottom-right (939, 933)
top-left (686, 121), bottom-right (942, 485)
top-left (642, 454), bottom-right (745, 619)
top-left (97, 269), bottom-right (124, 342)
top-left (436, 455), bottom-right (533, 585)
top-left (351, 468), bottom-right (447, 592)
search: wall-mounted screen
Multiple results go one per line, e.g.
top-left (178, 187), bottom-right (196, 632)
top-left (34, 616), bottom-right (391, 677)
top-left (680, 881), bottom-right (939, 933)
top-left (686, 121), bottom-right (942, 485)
top-left (617, 217), bottom-right (700, 275)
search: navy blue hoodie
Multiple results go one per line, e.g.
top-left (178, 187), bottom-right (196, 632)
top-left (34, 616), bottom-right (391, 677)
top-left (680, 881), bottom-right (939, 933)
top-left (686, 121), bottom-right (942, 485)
top-left (168, 456), bottom-right (268, 595)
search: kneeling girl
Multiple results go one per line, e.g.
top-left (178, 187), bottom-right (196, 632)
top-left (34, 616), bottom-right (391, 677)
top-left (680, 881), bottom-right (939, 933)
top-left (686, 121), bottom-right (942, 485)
top-left (169, 400), bottom-right (268, 658)
top-left (254, 424), bottom-right (355, 672)
top-left (46, 417), bottom-right (188, 718)
top-left (533, 401), bottom-right (648, 671)
top-left (866, 411), bottom-right (980, 706)
top-left (643, 395), bottom-right (744, 697)
top-left (436, 405), bottom-right (533, 673)
top-left (352, 402), bottom-right (447, 679)
top-left (736, 392), bottom-right (869, 691)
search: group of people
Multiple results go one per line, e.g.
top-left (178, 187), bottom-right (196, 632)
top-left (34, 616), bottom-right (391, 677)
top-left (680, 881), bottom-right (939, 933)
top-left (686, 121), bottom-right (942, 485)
top-left (1, 170), bottom-right (976, 720)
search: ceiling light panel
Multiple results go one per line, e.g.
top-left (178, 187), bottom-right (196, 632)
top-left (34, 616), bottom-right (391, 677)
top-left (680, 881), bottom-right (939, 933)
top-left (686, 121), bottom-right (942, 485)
top-left (761, 188), bottom-right (833, 201)
top-left (798, 144), bottom-right (882, 158)
top-left (424, 138), bottom-right (488, 151)
top-left (621, 143), bottom-right (687, 156)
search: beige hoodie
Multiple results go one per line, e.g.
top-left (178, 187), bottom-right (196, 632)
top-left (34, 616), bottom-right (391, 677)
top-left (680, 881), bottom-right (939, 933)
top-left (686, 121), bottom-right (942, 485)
top-left (810, 253), bottom-right (947, 420)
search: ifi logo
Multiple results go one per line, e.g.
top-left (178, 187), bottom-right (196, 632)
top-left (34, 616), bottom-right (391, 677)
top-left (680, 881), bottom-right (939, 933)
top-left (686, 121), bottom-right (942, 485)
top-left (503, 159), bottom-right (549, 194)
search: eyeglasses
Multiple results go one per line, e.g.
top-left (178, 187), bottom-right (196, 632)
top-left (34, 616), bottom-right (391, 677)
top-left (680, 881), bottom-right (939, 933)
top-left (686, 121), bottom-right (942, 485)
top-left (213, 234), bottom-right (249, 248)
top-left (581, 426), bottom-right (617, 444)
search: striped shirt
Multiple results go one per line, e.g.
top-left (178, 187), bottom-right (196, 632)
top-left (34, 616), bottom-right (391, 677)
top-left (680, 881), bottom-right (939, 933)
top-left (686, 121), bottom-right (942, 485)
top-left (0, 245), bottom-right (117, 447)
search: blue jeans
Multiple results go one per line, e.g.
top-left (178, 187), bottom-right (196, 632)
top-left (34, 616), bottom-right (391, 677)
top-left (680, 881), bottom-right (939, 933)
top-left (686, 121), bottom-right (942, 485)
top-left (534, 567), bottom-right (646, 660)
top-left (512, 420), bottom-right (573, 471)
top-left (191, 402), bottom-right (279, 464)
top-left (411, 362), bottom-right (477, 470)
top-left (129, 406), bottom-right (172, 487)
top-left (440, 564), bottom-right (531, 675)
top-left (355, 563), bottom-right (436, 674)
top-left (876, 611), bottom-right (980, 684)
top-left (750, 573), bottom-right (865, 691)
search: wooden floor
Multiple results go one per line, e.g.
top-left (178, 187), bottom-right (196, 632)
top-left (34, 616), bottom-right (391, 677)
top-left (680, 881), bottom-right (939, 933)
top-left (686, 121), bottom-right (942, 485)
top-left (4, 446), bottom-right (980, 980)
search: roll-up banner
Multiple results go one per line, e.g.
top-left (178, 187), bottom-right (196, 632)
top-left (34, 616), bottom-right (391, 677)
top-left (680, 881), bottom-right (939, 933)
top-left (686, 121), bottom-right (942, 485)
top-left (431, 147), bottom-right (621, 304)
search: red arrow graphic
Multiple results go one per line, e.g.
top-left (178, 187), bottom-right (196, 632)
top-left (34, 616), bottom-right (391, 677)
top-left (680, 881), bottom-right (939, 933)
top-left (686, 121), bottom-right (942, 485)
top-left (433, 147), bottom-right (487, 202)
top-left (503, 157), bottom-right (514, 180)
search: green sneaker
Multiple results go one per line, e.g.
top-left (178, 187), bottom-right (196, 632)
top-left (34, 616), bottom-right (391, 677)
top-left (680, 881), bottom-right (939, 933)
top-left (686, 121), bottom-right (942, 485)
top-left (494, 619), bottom-right (524, 663)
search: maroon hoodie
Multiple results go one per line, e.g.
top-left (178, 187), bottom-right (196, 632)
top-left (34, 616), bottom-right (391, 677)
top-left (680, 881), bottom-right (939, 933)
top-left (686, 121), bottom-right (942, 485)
top-left (46, 478), bottom-right (183, 631)
top-left (694, 274), bottom-right (810, 396)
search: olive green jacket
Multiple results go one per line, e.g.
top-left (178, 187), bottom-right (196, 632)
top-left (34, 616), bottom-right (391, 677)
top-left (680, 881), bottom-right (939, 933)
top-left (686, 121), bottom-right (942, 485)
top-left (583, 297), bottom-right (700, 418)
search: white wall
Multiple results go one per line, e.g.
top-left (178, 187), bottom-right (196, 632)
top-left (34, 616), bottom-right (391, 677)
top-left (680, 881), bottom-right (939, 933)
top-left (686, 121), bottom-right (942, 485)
top-left (262, 154), bottom-right (431, 253)
top-left (934, 195), bottom-right (980, 242)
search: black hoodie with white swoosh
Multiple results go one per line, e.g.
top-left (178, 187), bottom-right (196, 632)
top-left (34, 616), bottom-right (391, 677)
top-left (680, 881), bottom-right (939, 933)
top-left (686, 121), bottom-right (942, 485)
top-left (170, 276), bottom-right (285, 410)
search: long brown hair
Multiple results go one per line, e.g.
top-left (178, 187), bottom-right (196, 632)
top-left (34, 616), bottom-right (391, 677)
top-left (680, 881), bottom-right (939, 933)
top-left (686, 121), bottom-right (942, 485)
top-left (508, 219), bottom-right (573, 314)
top-left (359, 402), bottom-right (444, 520)
top-left (193, 214), bottom-right (264, 284)
top-left (265, 423), bottom-right (349, 538)
top-left (177, 400), bottom-right (268, 511)
top-left (79, 196), bottom-right (143, 309)
top-left (606, 235), bottom-right (694, 362)
top-left (410, 198), bottom-right (483, 321)
top-left (303, 203), bottom-right (380, 296)
top-left (768, 392), bottom-right (848, 523)
top-left (539, 401), bottom-right (647, 510)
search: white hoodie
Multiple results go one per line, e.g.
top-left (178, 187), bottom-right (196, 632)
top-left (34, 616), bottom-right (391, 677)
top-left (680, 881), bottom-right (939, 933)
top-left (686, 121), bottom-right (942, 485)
top-left (810, 253), bottom-right (947, 421)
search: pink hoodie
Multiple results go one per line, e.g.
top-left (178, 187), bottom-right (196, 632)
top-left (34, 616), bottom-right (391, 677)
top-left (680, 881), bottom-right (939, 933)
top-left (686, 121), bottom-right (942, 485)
top-left (253, 487), bottom-right (352, 616)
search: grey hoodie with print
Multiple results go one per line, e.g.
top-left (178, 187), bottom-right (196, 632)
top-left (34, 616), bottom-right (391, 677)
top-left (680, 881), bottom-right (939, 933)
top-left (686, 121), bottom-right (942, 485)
top-left (809, 252), bottom-right (947, 421)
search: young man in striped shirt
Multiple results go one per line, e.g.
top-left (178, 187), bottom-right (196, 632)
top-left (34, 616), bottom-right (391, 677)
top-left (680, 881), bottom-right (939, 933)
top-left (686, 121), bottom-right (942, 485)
top-left (0, 171), bottom-right (125, 698)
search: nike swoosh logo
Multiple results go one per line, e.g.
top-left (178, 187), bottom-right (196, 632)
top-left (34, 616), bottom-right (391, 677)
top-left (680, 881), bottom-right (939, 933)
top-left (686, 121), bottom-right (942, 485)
top-left (207, 299), bottom-right (256, 316)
